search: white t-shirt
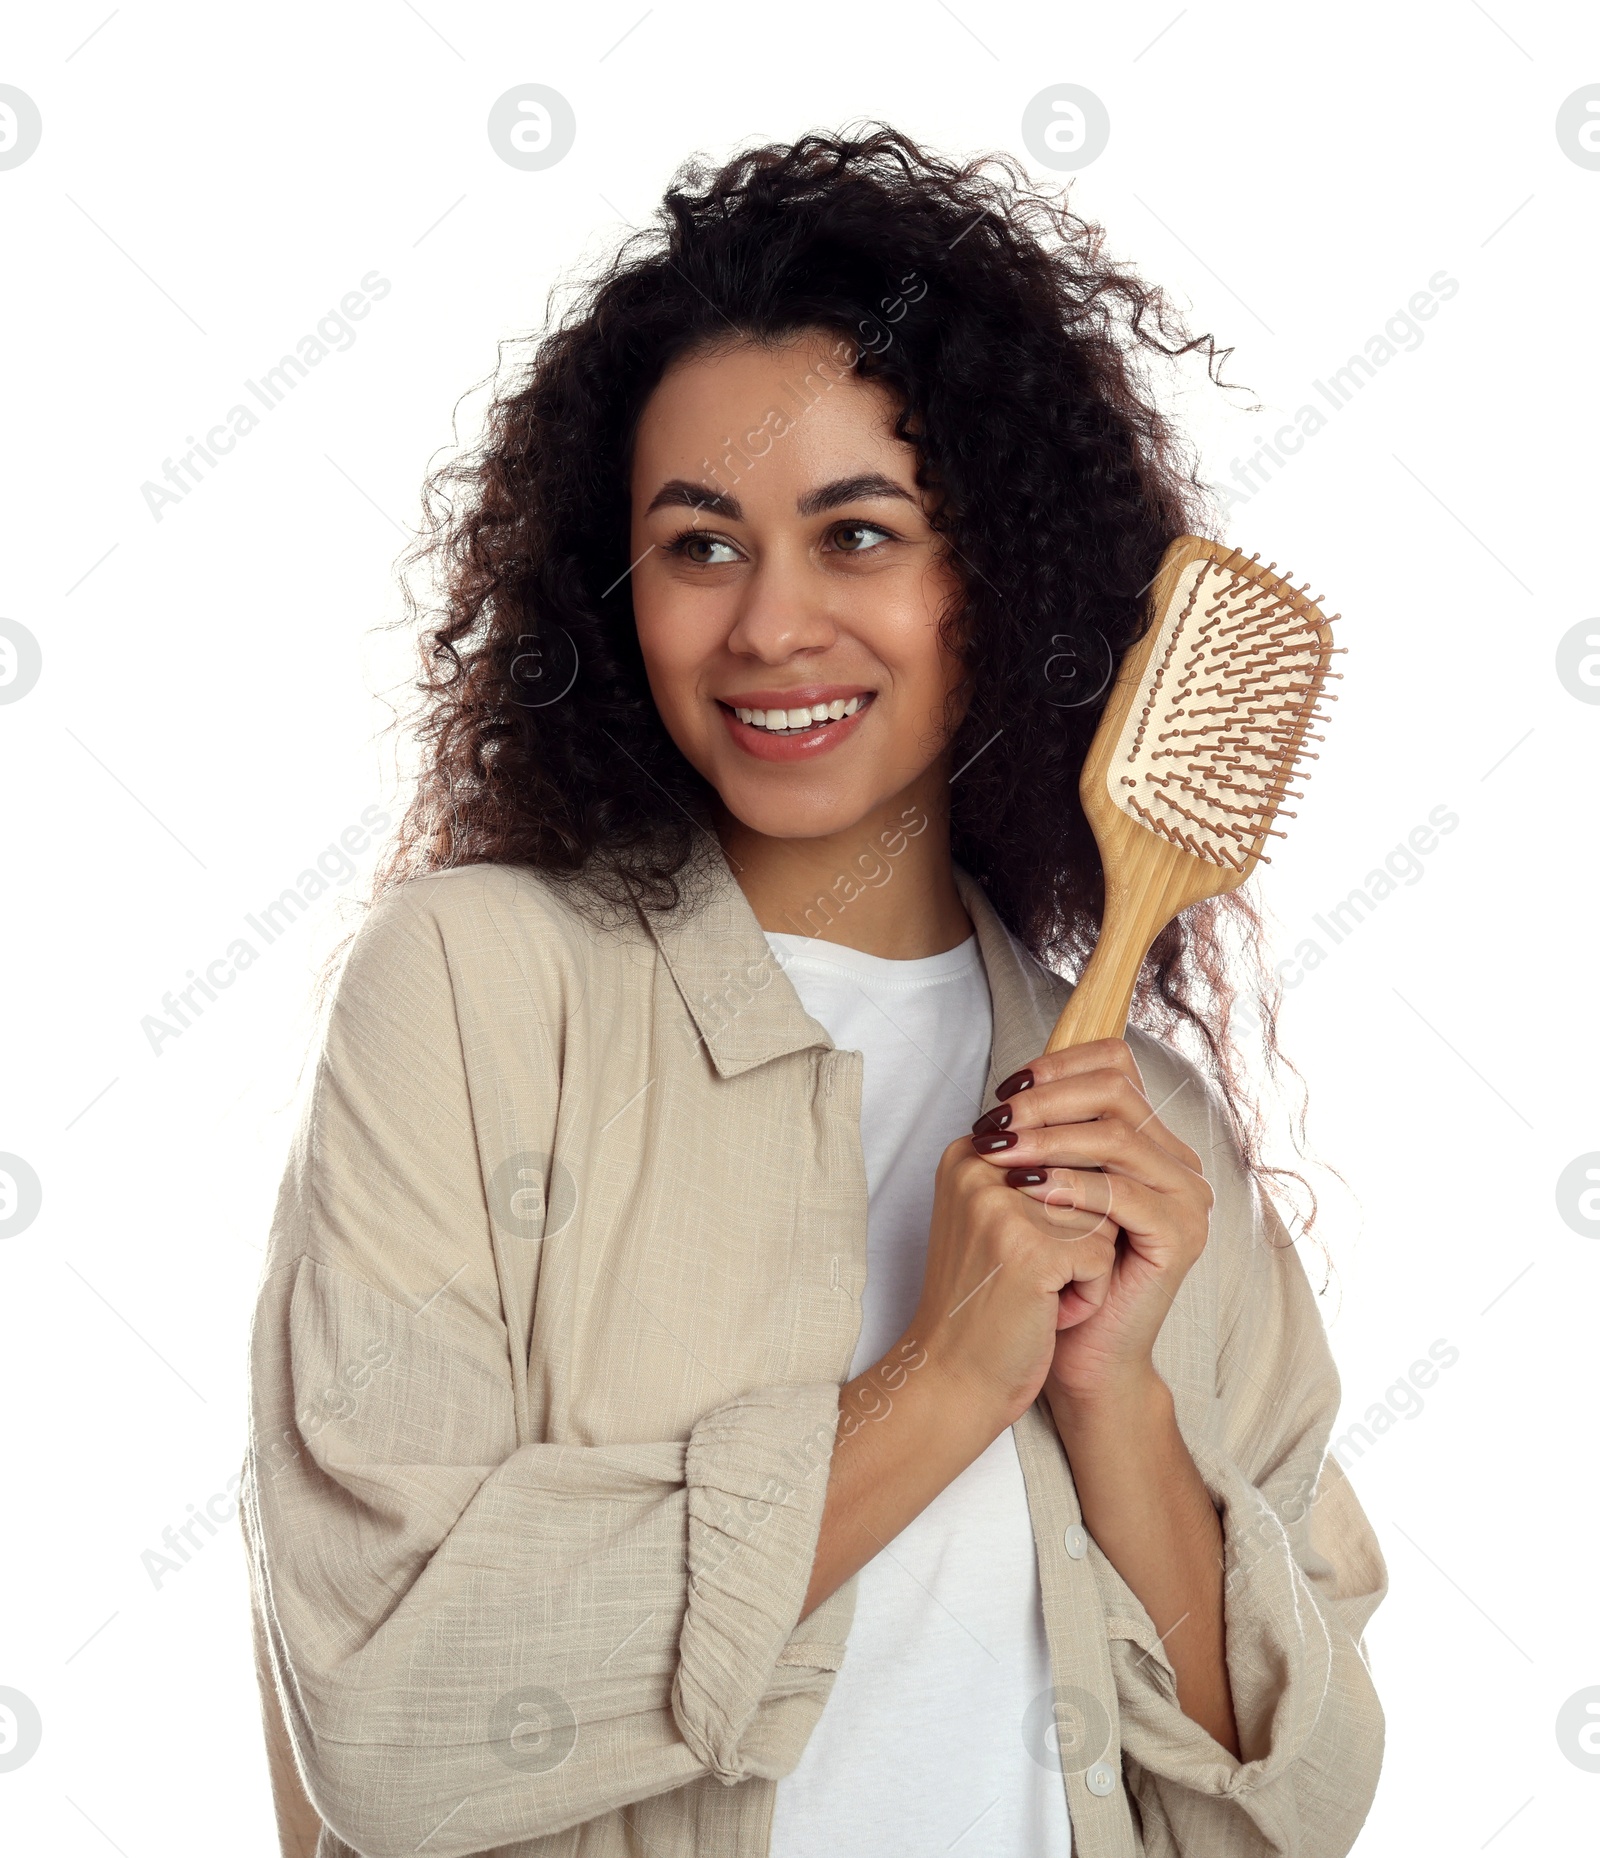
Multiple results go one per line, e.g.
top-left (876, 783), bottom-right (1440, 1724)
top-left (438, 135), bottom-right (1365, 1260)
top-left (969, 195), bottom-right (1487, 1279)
top-left (764, 929), bottom-right (1072, 1858)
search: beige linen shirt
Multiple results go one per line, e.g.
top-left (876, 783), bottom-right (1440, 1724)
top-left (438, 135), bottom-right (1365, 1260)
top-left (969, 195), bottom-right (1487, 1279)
top-left (240, 829), bottom-right (1387, 1858)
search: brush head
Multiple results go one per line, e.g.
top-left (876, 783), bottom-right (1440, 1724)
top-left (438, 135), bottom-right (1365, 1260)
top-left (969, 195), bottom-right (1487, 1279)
top-left (1044, 537), bottom-right (1342, 1053)
top-left (1104, 539), bottom-right (1339, 878)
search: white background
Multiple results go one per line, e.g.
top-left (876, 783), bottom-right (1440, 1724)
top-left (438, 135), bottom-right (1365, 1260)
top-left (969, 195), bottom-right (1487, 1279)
top-left (1, 2), bottom-right (1596, 1852)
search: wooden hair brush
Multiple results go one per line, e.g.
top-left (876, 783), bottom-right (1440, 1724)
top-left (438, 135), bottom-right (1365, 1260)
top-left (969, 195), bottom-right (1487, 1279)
top-left (1046, 535), bottom-right (1341, 1053)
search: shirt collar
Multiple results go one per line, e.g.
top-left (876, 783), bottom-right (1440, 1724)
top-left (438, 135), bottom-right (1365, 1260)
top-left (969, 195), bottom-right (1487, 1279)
top-left (640, 824), bottom-right (1064, 1104)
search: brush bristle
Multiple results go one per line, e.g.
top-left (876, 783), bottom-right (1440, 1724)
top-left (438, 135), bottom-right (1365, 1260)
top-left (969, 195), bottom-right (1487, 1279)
top-left (1109, 547), bottom-right (1339, 871)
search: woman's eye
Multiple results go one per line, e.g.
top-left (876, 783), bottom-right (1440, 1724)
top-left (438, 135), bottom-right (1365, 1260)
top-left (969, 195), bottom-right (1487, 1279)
top-left (831, 522), bottom-right (892, 554)
top-left (673, 532), bottom-right (740, 566)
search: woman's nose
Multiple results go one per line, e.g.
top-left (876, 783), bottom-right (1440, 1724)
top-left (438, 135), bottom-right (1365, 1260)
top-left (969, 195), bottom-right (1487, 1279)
top-left (725, 553), bottom-right (840, 661)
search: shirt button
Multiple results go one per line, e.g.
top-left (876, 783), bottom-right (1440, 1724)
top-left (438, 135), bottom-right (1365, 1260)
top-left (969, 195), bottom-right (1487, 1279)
top-left (1063, 1524), bottom-right (1089, 1559)
top-left (1086, 1760), bottom-right (1117, 1796)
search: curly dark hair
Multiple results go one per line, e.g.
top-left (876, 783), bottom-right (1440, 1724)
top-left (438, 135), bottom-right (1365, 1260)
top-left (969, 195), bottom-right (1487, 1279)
top-left (361, 124), bottom-right (1324, 1260)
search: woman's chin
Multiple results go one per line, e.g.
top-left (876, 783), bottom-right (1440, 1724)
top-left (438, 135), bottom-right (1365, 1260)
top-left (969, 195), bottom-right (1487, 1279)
top-left (712, 782), bottom-right (888, 846)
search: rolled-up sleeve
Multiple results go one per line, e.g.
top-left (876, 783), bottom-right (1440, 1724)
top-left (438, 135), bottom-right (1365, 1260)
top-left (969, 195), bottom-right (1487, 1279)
top-left (1095, 1080), bottom-right (1388, 1857)
top-left (239, 885), bottom-right (844, 1858)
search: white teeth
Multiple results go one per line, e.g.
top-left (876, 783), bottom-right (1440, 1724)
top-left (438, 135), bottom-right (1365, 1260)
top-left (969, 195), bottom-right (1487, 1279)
top-left (732, 695), bottom-right (866, 733)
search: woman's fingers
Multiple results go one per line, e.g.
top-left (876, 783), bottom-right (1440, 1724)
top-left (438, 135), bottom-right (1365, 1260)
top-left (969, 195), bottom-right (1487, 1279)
top-left (1008, 1163), bottom-right (1141, 1224)
top-left (976, 1111), bottom-right (1198, 1193)
top-left (1036, 1212), bottom-right (1116, 1328)
top-left (1010, 1187), bottom-right (1119, 1287)
top-left (1000, 1037), bottom-right (1143, 1097)
top-left (1025, 1192), bottom-right (1121, 1242)
top-left (1005, 1164), bottom-right (1199, 1255)
top-left (1057, 1277), bottom-right (1108, 1328)
top-left (987, 1040), bottom-right (1201, 1169)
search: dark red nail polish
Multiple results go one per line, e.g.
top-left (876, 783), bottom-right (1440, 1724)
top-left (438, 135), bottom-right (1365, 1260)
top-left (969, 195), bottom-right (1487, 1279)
top-left (1006, 1167), bottom-right (1049, 1187)
top-left (971, 1129), bottom-right (1018, 1153)
top-left (971, 1106), bottom-right (1011, 1135)
top-left (997, 1069), bottom-right (1034, 1100)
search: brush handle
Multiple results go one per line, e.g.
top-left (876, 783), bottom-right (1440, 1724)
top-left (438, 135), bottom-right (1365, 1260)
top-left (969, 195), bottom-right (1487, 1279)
top-left (1044, 903), bottom-right (1152, 1051)
top-left (1043, 862), bottom-right (1192, 1054)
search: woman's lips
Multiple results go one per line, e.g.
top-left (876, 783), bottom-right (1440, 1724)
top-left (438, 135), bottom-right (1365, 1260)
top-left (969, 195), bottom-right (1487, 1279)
top-left (717, 692), bottom-right (875, 762)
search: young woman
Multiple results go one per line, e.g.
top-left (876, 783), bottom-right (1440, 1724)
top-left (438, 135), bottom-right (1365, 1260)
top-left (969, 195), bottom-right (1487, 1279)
top-left (241, 130), bottom-right (1386, 1858)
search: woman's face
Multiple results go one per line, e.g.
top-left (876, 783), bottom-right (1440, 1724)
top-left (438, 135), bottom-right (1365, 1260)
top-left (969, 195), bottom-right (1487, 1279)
top-left (628, 330), bottom-right (967, 842)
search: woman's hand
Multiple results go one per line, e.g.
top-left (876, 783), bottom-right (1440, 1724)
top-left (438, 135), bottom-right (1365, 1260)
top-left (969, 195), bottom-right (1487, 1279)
top-left (969, 1038), bottom-right (1213, 1408)
top-left (901, 1130), bottom-right (1122, 1435)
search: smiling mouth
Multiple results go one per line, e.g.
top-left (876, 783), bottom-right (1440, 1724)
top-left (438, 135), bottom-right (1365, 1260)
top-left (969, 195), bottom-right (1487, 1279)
top-left (718, 693), bottom-right (873, 735)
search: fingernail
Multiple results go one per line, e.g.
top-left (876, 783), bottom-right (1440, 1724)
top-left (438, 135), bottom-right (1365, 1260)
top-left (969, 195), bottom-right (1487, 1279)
top-left (970, 1130), bottom-right (1018, 1154)
top-left (971, 1106), bottom-right (1011, 1135)
top-left (1006, 1167), bottom-right (1049, 1186)
top-left (997, 1069), bottom-right (1034, 1100)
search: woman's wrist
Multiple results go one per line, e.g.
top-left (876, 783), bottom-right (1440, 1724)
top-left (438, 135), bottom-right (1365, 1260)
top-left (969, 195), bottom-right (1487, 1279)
top-left (856, 1331), bottom-right (1007, 1461)
top-left (1045, 1357), bottom-right (1172, 1443)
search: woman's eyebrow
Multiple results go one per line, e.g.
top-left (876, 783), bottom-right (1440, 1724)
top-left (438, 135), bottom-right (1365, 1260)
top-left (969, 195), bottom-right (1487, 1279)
top-left (644, 479), bottom-right (743, 519)
top-left (795, 473), bottom-right (916, 516)
top-left (642, 471), bottom-right (916, 521)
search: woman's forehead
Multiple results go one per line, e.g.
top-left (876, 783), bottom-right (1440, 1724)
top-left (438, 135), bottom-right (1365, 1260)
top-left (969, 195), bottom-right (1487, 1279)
top-left (631, 336), bottom-right (914, 507)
